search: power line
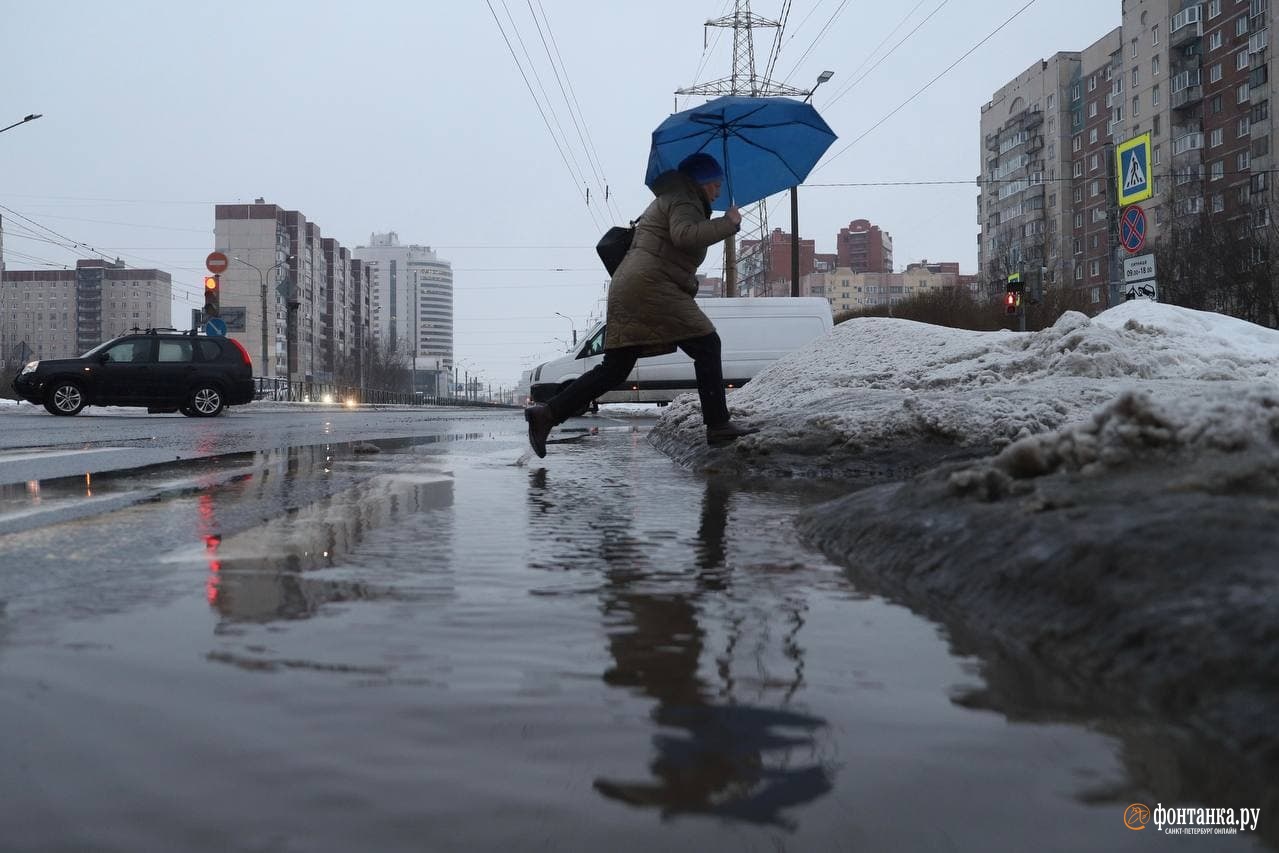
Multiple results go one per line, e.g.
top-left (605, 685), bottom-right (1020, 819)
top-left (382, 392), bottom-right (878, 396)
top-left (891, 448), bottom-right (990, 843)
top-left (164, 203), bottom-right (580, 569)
top-left (484, 0), bottom-right (604, 231)
top-left (530, 0), bottom-right (625, 223)
top-left (824, 0), bottom-right (946, 109)
top-left (780, 0), bottom-right (855, 86)
top-left (762, 0), bottom-right (793, 86)
top-left (816, 0), bottom-right (1039, 173)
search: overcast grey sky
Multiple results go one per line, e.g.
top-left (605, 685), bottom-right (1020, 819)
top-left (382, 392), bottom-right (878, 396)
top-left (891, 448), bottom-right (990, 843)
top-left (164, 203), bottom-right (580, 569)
top-left (2, 0), bottom-right (1119, 386)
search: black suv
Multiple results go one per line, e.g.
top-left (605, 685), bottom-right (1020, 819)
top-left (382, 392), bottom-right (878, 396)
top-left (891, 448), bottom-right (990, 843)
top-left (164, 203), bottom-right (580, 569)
top-left (13, 329), bottom-right (255, 417)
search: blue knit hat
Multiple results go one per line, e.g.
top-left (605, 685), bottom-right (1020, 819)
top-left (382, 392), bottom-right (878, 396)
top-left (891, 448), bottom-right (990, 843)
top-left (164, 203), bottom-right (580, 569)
top-left (678, 152), bottom-right (724, 184)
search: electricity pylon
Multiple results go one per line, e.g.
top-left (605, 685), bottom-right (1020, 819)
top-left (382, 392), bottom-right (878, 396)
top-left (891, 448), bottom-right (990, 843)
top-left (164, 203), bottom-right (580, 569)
top-left (676, 1), bottom-right (808, 297)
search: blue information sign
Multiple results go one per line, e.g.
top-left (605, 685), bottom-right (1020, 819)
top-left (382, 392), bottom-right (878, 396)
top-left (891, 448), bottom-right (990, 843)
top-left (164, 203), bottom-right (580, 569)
top-left (204, 317), bottom-right (228, 337)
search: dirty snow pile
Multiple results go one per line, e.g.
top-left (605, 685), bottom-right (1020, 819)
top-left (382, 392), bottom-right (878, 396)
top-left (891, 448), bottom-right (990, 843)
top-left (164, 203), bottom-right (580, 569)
top-left (651, 301), bottom-right (1279, 479)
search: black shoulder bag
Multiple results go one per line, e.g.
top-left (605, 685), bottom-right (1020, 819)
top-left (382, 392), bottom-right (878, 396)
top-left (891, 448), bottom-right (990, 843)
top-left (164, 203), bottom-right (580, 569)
top-left (596, 214), bottom-right (642, 276)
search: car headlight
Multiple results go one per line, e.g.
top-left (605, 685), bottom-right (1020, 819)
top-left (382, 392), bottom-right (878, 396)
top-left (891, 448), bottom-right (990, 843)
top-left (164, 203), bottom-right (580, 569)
top-left (18, 361), bottom-right (38, 376)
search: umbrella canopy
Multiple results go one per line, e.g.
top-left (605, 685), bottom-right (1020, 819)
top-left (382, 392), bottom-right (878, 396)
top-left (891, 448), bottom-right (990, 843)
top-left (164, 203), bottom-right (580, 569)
top-left (645, 95), bottom-right (837, 212)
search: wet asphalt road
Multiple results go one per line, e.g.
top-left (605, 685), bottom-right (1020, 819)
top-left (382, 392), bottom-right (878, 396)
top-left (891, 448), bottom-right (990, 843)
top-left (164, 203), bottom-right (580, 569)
top-left (0, 404), bottom-right (1264, 852)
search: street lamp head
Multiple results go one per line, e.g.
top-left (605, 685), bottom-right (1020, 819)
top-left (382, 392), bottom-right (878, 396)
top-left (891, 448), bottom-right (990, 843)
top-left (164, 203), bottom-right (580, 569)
top-left (23, 114), bottom-right (42, 122)
top-left (816, 71), bottom-right (834, 84)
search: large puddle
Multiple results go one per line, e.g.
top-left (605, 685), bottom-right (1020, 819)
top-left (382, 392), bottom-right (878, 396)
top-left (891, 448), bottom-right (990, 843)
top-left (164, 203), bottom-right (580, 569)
top-left (0, 423), bottom-right (1265, 851)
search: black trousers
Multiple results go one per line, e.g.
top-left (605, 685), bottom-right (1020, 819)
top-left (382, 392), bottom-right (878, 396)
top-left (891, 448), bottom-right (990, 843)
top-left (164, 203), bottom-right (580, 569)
top-left (546, 332), bottom-right (731, 427)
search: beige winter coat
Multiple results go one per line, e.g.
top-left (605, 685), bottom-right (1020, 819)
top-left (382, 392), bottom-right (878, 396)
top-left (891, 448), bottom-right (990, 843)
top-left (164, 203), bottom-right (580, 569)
top-left (605, 171), bottom-right (740, 354)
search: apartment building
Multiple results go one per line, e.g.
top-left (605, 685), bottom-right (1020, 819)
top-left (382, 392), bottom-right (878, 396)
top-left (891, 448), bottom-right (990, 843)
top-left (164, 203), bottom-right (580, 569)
top-left (352, 232), bottom-right (454, 395)
top-left (836, 219), bottom-right (894, 273)
top-left (214, 201), bottom-right (368, 383)
top-left (0, 259), bottom-right (171, 363)
top-left (981, 0), bottom-right (1274, 308)
top-left (803, 260), bottom-right (974, 314)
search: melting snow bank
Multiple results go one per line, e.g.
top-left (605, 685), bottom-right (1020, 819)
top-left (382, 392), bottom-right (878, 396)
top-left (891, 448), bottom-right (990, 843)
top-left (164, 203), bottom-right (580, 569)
top-left (649, 301), bottom-right (1279, 482)
top-left (797, 387), bottom-right (1279, 764)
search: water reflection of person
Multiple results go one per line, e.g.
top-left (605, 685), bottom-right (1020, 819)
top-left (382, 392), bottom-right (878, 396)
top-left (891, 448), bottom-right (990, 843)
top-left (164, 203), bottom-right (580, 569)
top-left (586, 475), bottom-right (833, 830)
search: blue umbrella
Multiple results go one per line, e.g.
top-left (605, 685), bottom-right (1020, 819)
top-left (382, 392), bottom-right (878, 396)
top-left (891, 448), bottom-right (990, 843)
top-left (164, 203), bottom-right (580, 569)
top-left (645, 95), bottom-right (837, 212)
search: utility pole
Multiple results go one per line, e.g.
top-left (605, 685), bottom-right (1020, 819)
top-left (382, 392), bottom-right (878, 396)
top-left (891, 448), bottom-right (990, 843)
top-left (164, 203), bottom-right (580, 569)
top-left (676, 1), bottom-right (808, 298)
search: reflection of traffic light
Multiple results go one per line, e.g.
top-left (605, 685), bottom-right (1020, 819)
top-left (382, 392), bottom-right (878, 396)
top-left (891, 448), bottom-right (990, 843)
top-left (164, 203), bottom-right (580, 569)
top-left (203, 275), bottom-right (220, 318)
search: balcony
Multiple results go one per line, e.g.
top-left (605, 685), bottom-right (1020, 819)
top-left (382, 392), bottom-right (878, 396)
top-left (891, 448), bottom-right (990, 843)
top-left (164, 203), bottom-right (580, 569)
top-left (1250, 29), bottom-right (1269, 53)
top-left (1171, 5), bottom-right (1204, 46)
top-left (1109, 117), bottom-right (1126, 137)
top-left (1172, 131), bottom-right (1205, 154)
top-left (1172, 68), bottom-right (1204, 108)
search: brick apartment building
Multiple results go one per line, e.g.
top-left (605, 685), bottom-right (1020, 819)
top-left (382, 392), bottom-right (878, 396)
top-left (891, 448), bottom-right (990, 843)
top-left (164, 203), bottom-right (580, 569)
top-left (979, 0), bottom-right (1273, 309)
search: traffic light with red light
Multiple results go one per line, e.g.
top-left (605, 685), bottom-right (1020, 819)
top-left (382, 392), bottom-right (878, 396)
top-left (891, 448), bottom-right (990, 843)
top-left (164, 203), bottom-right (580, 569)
top-left (1005, 272), bottom-right (1025, 316)
top-left (203, 275), bottom-right (221, 318)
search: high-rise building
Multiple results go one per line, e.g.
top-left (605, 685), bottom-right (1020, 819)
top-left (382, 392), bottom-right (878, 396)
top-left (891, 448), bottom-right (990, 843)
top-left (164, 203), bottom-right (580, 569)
top-left (352, 232), bottom-right (453, 395)
top-left (836, 219), bottom-right (894, 273)
top-left (214, 200), bottom-right (366, 383)
top-left (0, 259), bottom-right (171, 362)
top-left (980, 0), bottom-right (1274, 309)
top-left (738, 228), bottom-right (819, 295)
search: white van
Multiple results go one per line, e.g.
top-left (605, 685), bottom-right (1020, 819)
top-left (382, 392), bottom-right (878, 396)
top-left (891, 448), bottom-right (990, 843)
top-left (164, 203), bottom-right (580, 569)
top-left (527, 297), bottom-right (833, 406)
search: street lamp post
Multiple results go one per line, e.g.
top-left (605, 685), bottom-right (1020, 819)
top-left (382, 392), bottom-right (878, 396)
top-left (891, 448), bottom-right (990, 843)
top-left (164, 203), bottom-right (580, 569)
top-left (0, 113), bottom-right (42, 135)
top-left (554, 312), bottom-right (577, 347)
top-left (792, 71), bottom-right (834, 298)
top-left (234, 254), bottom-right (295, 379)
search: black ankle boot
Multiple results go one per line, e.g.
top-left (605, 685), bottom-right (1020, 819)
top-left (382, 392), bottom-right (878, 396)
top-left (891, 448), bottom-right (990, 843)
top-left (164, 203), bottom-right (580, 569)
top-left (706, 420), bottom-right (759, 447)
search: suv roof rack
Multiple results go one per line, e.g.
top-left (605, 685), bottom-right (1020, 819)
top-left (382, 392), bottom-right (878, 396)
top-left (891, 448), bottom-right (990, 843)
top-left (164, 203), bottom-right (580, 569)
top-left (142, 327), bottom-right (182, 335)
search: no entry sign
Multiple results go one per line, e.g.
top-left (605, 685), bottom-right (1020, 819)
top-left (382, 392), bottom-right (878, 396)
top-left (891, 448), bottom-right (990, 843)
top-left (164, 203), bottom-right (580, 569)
top-left (1119, 205), bottom-right (1147, 254)
top-left (205, 251), bottom-right (229, 274)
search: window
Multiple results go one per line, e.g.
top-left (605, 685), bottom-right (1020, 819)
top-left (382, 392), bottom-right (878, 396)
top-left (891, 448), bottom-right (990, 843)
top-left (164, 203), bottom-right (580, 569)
top-left (1090, 233), bottom-right (1100, 249)
top-left (1072, 134), bottom-right (1082, 151)
top-left (1130, 39), bottom-right (1138, 59)
top-left (1254, 99), bottom-right (1270, 121)
top-left (1212, 127), bottom-right (1225, 146)
top-left (1091, 286), bottom-right (1103, 304)
top-left (103, 340), bottom-right (150, 364)
top-left (1153, 23), bottom-right (1160, 44)
top-left (1133, 95), bottom-right (1141, 118)
top-left (1153, 83), bottom-right (1161, 106)
top-left (1239, 50), bottom-right (1252, 70)
top-left (1090, 152), bottom-right (1100, 171)
top-left (1212, 94), bottom-right (1224, 114)
top-left (1240, 116), bottom-right (1253, 136)
top-left (1073, 160), bottom-right (1085, 177)
top-left (1239, 82), bottom-right (1252, 103)
top-left (1090, 260), bottom-right (1101, 278)
top-left (1090, 127), bottom-right (1099, 143)
top-left (1238, 15), bottom-right (1250, 35)
top-left (1212, 159), bottom-right (1226, 179)
top-left (157, 340), bottom-right (193, 363)
top-left (1088, 74), bottom-right (1098, 91)
top-left (1239, 150), bottom-right (1252, 169)
top-left (1154, 144), bottom-right (1163, 165)
top-left (1047, 93), bottom-right (1055, 109)
top-left (1154, 114), bottom-right (1162, 136)
top-left (1211, 63), bottom-right (1224, 83)
top-left (1071, 82), bottom-right (1082, 101)
top-left (1075, 264), bottom-right (1084, 281)
top-left (1073, 237), bottom-right (1082, 254)
top-left (1153, 55), bottom-right (1161, 77)
top-left (1209, 0), bottom-right (1222, 17)
top-left (1213, 193), bottom-right (1226, 212)
top-left (1073, 186), bottom-right (1084, 202)
top-left (1090, 179), bottom-right (1103, 196)
top-left (1252, 171), bottom-right (1268, 192)
top-left (1074, 212), bottom-right (1084, 228)
top-left (1132, 66), bottom-right (1140, 86)
top-left (1210, 31), bottom-right (1224, 50)
top-left (1089, 101), bottom-right (1098, 117)
top-left (1255, 134), bottom-right (1270, 156)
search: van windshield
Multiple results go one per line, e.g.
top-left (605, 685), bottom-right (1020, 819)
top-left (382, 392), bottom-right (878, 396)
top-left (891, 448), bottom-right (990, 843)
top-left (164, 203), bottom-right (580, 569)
top-left (579, 325), bottom-right (606, 358)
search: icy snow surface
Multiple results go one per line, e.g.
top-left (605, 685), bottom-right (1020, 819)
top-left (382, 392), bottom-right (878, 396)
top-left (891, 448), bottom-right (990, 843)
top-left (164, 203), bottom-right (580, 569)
top-left (651, 301), bottom-right (1279, 479)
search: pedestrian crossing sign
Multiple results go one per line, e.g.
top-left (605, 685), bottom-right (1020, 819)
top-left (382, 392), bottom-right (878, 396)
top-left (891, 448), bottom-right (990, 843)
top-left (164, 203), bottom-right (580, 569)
top-left (1116, 133), bottom-right (1153, 206)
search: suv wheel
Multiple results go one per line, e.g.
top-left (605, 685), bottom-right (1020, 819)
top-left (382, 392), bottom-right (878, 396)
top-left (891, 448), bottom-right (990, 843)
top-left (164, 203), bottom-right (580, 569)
top-left (44, 381), bottom-right (86, 416)
top-left (187, 385), bottom-right (225, 417)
